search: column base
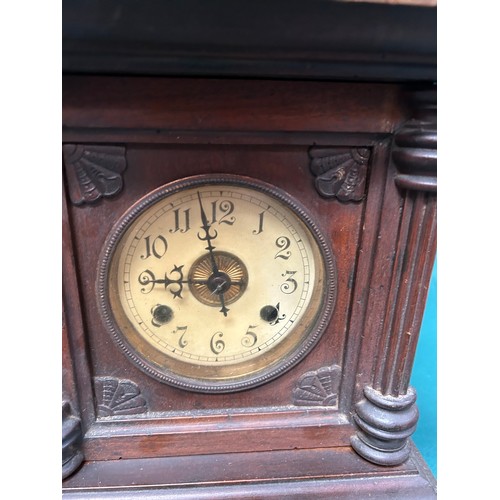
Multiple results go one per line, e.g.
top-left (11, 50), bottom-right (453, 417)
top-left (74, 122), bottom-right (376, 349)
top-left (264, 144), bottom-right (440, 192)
top-left (351, 385), bottom-right (419, 466)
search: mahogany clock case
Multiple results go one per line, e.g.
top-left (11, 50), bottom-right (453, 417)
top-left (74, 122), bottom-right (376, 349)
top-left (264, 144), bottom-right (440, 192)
top-left (62, 75), bottom-right (437, 497)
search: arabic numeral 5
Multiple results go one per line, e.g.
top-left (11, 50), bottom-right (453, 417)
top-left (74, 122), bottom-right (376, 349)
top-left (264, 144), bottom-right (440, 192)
top-left (241, 325), bottom-right (258, 348)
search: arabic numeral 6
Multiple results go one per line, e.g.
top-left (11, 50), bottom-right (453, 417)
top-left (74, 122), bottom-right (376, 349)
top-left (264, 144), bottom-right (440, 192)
top-left (210, 331), bottom-right (225, 354)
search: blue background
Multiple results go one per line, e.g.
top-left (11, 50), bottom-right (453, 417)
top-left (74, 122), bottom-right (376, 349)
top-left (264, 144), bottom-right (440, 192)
top-left (410, 260), bottom-right (437, 477)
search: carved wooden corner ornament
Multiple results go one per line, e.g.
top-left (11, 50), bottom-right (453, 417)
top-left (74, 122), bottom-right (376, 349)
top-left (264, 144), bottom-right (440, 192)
top-left (309, 147), bottom-right (370, 201)
top-left (392, 87), bottom-right (437, 192)
top-left (62, 401), bottom-right (84, 479)
top-left (94, 377), bottom-right (148, 417)
top-left (292, 365), bottom-right (341, 407)
top-left (62, 144), bottom-right (127, 205)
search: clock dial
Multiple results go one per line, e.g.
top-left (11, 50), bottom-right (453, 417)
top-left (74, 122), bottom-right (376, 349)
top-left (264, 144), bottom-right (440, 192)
top-left (98, 175), bottom-right (337, 392)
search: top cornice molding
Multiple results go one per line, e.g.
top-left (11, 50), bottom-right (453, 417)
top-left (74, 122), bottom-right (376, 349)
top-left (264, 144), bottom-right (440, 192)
top-left (62, 0), bottom-right (436, 82)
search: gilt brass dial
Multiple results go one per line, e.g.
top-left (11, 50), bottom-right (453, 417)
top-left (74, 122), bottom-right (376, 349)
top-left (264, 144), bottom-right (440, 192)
top-left (98, 174), bottom-right (337, 392)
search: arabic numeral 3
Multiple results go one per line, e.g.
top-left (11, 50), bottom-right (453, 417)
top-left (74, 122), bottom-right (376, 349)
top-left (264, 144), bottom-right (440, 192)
top-left (280, 270), bottom-right (298, 294)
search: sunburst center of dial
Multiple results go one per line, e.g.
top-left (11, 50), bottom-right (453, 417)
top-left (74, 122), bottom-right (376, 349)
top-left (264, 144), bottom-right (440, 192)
top-left (188, 251), bottom-right (248, 307)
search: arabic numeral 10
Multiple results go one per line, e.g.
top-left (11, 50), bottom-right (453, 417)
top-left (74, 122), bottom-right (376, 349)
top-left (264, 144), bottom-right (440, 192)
top-left (141, 235), bottom-right (168, 259)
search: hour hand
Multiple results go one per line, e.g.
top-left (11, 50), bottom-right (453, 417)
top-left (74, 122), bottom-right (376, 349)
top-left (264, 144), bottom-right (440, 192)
top-left (138, 265), bottom-right (186, 297)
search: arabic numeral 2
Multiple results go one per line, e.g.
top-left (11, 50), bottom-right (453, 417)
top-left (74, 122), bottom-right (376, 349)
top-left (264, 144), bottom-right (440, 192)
top-left (210, 331), bottom-right (225, 355)
top-left (274, 236), bottom-right (291, 259)
top-left (141, 235), bottom-right (168, 259)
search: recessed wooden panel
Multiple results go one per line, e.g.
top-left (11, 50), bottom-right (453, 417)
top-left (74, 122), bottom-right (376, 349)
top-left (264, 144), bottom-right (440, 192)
top-left (66, 144), bottom-right (367, 414)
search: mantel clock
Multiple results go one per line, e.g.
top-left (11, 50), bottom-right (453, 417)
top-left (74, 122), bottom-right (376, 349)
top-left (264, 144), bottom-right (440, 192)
top-left (99, 174), bottom-right (336, 393)
top-left (62, 2), bottom-right (437, 498)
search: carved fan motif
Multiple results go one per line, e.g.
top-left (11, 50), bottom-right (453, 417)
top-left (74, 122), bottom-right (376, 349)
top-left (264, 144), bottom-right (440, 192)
top-left (292, 365), bottom-right (341, 407)
top-left (94, 377), bottom-right (148, 417)
top-left (309, 147), bottom-right (370, 202)
top-left (63, 144), bottom-right (127, 205)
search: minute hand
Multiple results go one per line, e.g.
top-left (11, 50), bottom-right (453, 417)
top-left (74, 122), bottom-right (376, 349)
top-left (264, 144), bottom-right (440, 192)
top-left (196, 192), bottom-right (229, 316)
top-left (196, 191), bottom-right (219, 273)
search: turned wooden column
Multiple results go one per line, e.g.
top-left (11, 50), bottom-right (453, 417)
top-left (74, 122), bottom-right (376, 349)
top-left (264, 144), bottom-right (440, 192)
top-left (62, 186), bottom-right (95, 479)
top-left (62, 308), bottom-right (84, 479)
top-left (351, 86), bottom-right (437, 466)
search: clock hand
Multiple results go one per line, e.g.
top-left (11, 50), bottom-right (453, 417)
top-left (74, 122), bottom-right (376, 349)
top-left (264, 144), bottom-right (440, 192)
top-left (196, 191), bottom-right (219, 274)
top-left (218, 293), bottom-right (229, 317)
top-left (196, 191), bottom-right (230, 316)
top-left (138, 266), bottom-right (187, 297)
top-left (211, 279), bottom-right (228, 295)
top-left (139, 270), bottom-right (245, 293)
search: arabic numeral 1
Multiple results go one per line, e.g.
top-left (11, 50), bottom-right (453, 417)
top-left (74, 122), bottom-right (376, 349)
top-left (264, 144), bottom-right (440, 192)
top-left (252, 211), bottom-right (265, 235)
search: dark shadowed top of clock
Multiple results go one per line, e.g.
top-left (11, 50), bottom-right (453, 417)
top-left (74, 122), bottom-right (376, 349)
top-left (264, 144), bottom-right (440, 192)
top-left (62, 0), bottom-right (436, 82)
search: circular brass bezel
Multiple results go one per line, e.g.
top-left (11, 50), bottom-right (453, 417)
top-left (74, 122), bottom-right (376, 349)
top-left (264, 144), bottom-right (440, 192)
top-left (97, 174), bottom-right (337, 393)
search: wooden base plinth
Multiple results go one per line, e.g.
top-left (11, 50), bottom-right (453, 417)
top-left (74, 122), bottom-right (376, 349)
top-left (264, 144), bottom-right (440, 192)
top-left (63, 442), bottom-right (436, 499)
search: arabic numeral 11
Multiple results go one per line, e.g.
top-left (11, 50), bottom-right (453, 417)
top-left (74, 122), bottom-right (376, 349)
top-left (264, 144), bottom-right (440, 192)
top-left (170, 208), bottom-right (191, 233)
